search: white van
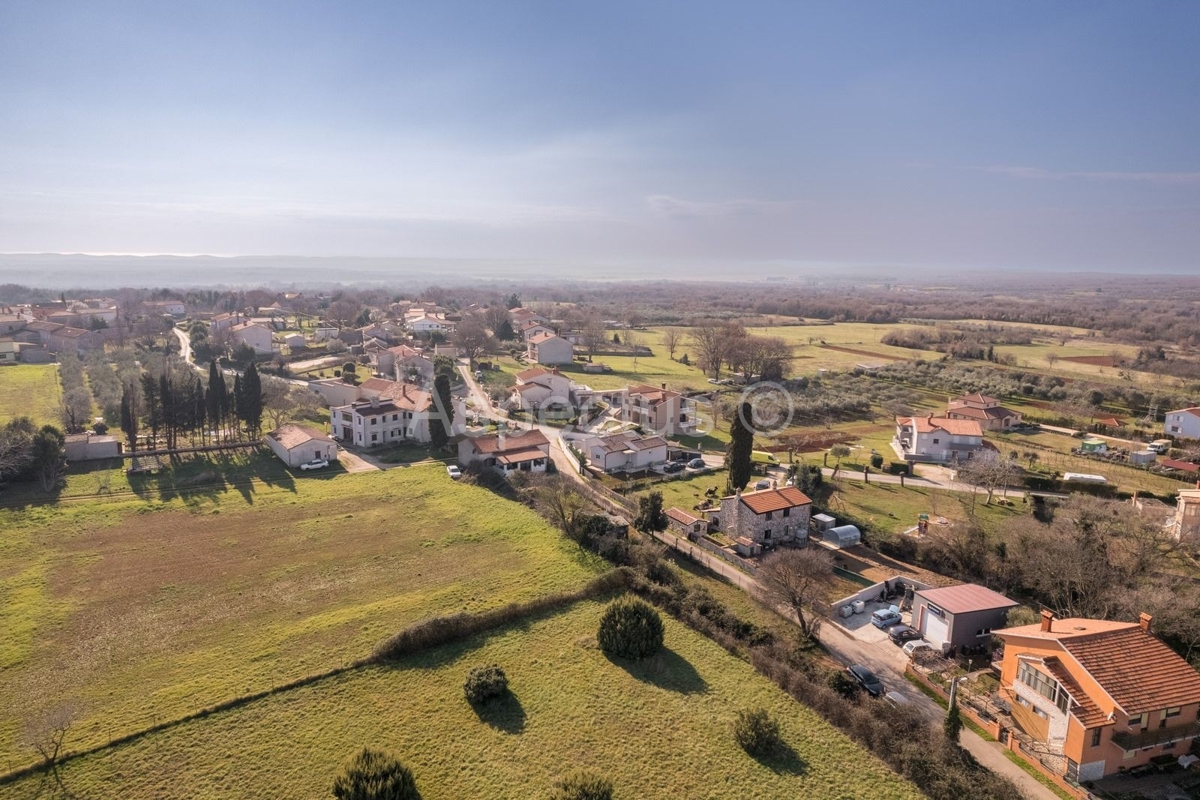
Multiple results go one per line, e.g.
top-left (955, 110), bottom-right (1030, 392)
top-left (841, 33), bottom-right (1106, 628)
top-left (903, 639), bottom-right (934, 657)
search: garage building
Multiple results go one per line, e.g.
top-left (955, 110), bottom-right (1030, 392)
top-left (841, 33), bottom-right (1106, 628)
top-left (912, 583), bottom-right (1017, 655)
top-left (265, 424), bottom-right (337, 468)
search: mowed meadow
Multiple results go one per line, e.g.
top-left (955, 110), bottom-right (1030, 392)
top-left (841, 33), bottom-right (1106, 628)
top-left (3, 600), bottom-right (923, 800)
top-left (0, 461), bottom-right (606, 770)
top-left (0, 364), bottom-right (62, 426)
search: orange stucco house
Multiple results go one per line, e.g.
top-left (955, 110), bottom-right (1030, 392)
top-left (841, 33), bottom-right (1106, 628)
top-left (995, 610), bottom-right (1200, 783)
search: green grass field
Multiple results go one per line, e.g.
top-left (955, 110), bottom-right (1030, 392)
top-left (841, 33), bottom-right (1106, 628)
top-left (0, 461), bottom-right (606, 768)
top-left (5, 600), bottom-right (922, 800)
top-left (0, 364), bottom-right (62, 427)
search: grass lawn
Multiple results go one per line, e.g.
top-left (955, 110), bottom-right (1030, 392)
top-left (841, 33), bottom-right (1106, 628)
top-left (0, 462), bottom-right (606, 767)
top-left (0, 364), bottom-right (62, 427)
top-left (10, 600), bottom-right (922, 800)
top-left (812, 479), bottom-right (1027, 537)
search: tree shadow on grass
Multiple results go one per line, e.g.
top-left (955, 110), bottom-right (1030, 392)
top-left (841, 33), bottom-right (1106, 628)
top-left (470, 691), bottom-right (526, 734)
top-left (749, 741), bottom-right (807, 776)
top-left (605, 647), bottom-right (708, 695)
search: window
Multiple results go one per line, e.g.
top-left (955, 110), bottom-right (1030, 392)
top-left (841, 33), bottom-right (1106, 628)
top-left (763, 530), bottom-right (771, 540)
top-left (1017, 662), bottom-right (1067, 714)
top-left (932, 437), bottom-right (940, 444)
top-left (1128, 713), bottom-right (1145, 729)
top-left (371, 433), bottom-right (378, 442)
top-left (1091, 729), bottom-right (1102, 747)
top-left (783, 508), bottom-right (790, 518)
top-left (370, 418), bottom-right (377, 425)
top-left (765, 511), bottom-right (773, 520)
top-left (976, 627), bottom-right (992, 637)
top-left (341, 412), bottom-right (351, 422)
top-left (1166, 707), bottom-right (1182, 719)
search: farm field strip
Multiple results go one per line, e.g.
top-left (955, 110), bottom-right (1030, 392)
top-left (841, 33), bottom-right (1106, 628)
top-left (0, 364), bottom-right (62, 426)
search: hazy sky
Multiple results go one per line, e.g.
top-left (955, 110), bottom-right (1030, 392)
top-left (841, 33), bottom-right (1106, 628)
top-left (1, 1), bottom-right (1198, 273)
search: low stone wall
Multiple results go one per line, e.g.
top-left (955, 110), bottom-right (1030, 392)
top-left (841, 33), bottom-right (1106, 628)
top-left (693, 535), bottom-right (758, 575)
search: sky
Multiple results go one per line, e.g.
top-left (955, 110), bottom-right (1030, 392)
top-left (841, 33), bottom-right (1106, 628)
top-left (1, 1), bottom-right (1198, 274)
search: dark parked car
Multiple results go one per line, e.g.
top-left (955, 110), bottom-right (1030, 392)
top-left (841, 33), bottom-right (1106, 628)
top-left (662, 461), bottom-right (686, 473)
top-left (888, 624), bottom-right (921, 645)
top-left (687, 458), bottom-right (706, 469)
top-left (847, 664), bottom-right (885, 697)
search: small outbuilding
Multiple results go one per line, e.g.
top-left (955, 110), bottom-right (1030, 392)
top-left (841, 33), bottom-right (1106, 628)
top-left (64, 432), bottom-right (122, 462)
top-left (822, 524), bottom-right (862, 549)
top-left (666, 507), bottom-right (706, 539)
top-left (912, 583), bottom-right (1018, 655)
top-left (265, 424), bottom-right (337, 468)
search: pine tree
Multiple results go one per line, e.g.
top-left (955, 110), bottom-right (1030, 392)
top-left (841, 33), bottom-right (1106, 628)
top-left (725, 401), bottom-right (754, 493)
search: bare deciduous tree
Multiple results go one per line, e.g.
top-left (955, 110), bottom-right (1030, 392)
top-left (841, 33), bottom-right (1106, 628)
top-left (23, 703), bottom-right (79, 799)
top-left (581, 313), bottom-right (607, 362)
top-left (529, 474), bottom-right (589, 541)
top-left (757, 547), bottom-right (834, 638)
top-left (453, 313), bottom-right (492, 363)
top-left (662, 328), bottom-right (681, 360)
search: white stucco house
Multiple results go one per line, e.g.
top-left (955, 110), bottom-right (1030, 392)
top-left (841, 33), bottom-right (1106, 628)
top-left (583, 431), bottom-right (668, 472)
top-left (265, 424), bottom-right (338, 467)
top-left (230, 322), bottom-right (274, 354)
top-left (526, 331), bottom-right (574, 365)
top-left (1165, 408), bottom-right (1200, 440)
top-left (329, 383), bottom-right (434, 447)
top-left (508, 366), bottom-right (575, 412)
top-left (894, 415), bottom-right (984, 463)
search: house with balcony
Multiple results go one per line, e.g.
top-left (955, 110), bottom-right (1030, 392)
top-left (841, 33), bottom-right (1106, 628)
top-left (508, 366), bottom-right (576, 413)
top-left (618, 383), bottom-right (698, 437)
top-left (526, 331), bottom-right (574, 365)
top-left (894, 415), bottom-right (984, 463)
top-left (458, 429), bottom-right (551, 474)
top-left (582, 431), bottom-right (668, 473)
top-left (945, 393), bottom-right (1023, 431)
top-left (995, 611), bottom-right (1200, 782)
top-left (329, 383), bottom-right (433, 447)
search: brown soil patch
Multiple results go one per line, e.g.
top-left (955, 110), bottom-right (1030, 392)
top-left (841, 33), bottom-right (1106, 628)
top-left (1058, 355), bottom-right (1117, 367)
top-left (818, 344), bottom-right (905, 361)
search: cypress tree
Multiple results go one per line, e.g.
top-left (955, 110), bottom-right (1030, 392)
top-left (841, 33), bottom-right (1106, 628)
top-left (429, 373), bottom-right (454, 450)
top-left (232, 374), bottom-right (242, 438)
top-left (241, 362), bottom-right (264, 438)
top-left (725, 401), bottom-right (754, 493)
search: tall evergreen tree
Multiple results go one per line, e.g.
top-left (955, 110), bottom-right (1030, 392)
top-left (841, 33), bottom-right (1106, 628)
top-left (140, 373), bottom-right (161, 449)
top-left (944, 688), bottom-right (963, 744)
top-left (120, 382), bottom-right (140, 454)
top-left (429, 373), bottom-right (454, 450)
top-left (725, 401), bottom-right (755, 493)
top-left (240, 362), bottom-right (264, 438)
top-left (207, 361), bottom-right (225, 442)
top-left (232, 373), bottom-right (243, 438)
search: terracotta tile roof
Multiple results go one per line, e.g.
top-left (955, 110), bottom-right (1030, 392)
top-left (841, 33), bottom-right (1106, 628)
top-left (626, 383), bottom-right (680, 406)
top-left (495, 446), bottom-right (549, 465)
top-left (738, 486), bottom-right (812, 515)
top-left (915, 584), bottom-right (1017, 615)
top-left (947, 405), bottom-right (1018, 421)
top-left (520, 320), bottom-right (549, 331)
top-left (897, 415), bottom-right (983, 437)
top-left (1163, 459), bottom-right (1200, 473)
top-left (468, 429), bottom-right (550, 455)
top-left (1168, 407), bottom-right (1200, 419)
top-left (1061, 625), bottom-right (1200, 715)
top-left (267, 423), bottom-right (332, 449)
top-left (359, 379), bottom-right (432, 412)
top-left (515, 366), bottom-right (552, 381)
top-left (1039, 657), bottom-right (1110, 728)
top-left (528, 331), bottom-right (565, 345)
top-left (956, 393), bottom-right (999, 405)
top-left (666, 507), bottom-right (702, 525)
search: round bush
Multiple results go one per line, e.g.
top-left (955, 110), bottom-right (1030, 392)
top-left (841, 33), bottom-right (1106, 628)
top-left (733, 708), bottom-right (782, 757)
top-left (551, 770), bottom-right (614, 800)
top-left (597, 596), bottom-right (664, 660)
top-left (463, 664), bottom-right (508, 705)
top-left (870, 453), bottom-right (884, 469)
top-left (332, 747), bottom-right (421, 800)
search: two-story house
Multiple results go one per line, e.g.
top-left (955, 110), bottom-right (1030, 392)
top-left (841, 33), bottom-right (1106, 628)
top-left (894, 415), bottom-right (984, 463)
top-left (526, 331), bottom-right (574, 365)
top-left (508, 366), bottom-right (575, 412)
top-left (996, 611), bottom-right (1200, 782)
top-left (707, 486), bottom-right (812, 554)
top-left (230, 322), bottom-right (274, 354)
top-left (1172, 487), bottom-right (1200, 543)
top-left (945, 393), bottom-right (1023, 431)
top-left (583, 431), bottom-right (668, 473)
top-left (329, 384), bottom-right (433, 447)
top-left (619, 384), bottom-right (698, 437)
top-left (1165, 408), bottom-right (1200, 441)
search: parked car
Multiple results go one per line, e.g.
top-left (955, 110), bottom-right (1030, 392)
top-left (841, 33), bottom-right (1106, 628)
top-left (474, 370), bottom-right (484, 380)
top-left (887, 624), bottom-right (921, 645)
top-left (662, 461), bottom-right (686, 474)
top-left (884, 691), bottom-right (912, 708)
top-left (847, 664), bottom-right (885, 697)
top-left (446, 465), bottom-right (462, 479)
top-left (687, 458), bottom-right (706, 469)
top-left (903, 639), bottom-right (935, 657)
top-left (871, 606), bottom-right (903, 629)
top-left (299, 459), bottom-right (329, 471)
top-left (754, 478), bottom-right (771, 490)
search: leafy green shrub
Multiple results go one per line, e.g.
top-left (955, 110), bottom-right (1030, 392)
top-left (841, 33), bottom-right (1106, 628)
top-left (331, 747), bottom-right (421, 800)
top-left (597, 596), bottom-right (664, 660)
top-left (870, 453), bottom-right (884, 469)
top-left (733, 708), bottom-right (782, 756)
top-left (463, 664), bottom-right (508, 705)
top-left (826, 670), bottom-right (860, 698)
top-left (551, 770), bottom-right (614, 800)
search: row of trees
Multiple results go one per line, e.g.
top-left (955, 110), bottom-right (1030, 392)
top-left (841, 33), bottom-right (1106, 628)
top-left (118, 361), bottom-right (264, 453)
top-left (690, 321), bottom-right (791, 382)
top-left (0, 417), bottom-right (66, 492)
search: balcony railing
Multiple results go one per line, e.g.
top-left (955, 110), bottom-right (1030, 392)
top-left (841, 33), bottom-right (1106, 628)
top-left (1111, 721), bottom-right (1200, 751)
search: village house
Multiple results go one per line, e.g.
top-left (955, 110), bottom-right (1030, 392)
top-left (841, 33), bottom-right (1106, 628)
top-left (0, 340), bottom-right (18, 363)
top-left (508, 366), bottom-right (575, 412)
top-left (509, 307), bottom-right (549, 327)
top-left (945, 393), bottom-right (1023, 431)
top-left (583, 431), bottom-right (668, 473)
top-left (910, 583), bottom-right (1017, 655)
top-left (706, 486), bottom-right (812, 553)
top-left (519, 320), bottom-right (555, 341)
top-left (1172, 487), bottom-right (1200, 542)
top-left (1165, 407), bottom-right (1200, 440)
top-left (210, 311), bottom-right (243, 333)
top-left (666, 507), bottom-right (707, 539)
top-left (526, 331), bottom-right (574, 365)
top-left (618, 384), bottom-right (699, 436)
top-left (144, 299), bottom-right (187, 317)
top-left (329, 382), bottom-right (434, 447)
top-left (995, 611), bottom-right (1200, 782)
top-left (457, 428), bottom-right (551, 474)
top-left (230, 321), bottom-right (274, 354)
top-left (372, 344), bottom-right (434, 384)
top-left (64, 432), bottom-right (122, 461)
top-left (26, 320), bottom-right (104, 353)
top-left (894, 415), bottom-right (984, 462)
top-left (407, 312), bottom-right (453, 336)
top-left (283, 333), bottom-right (306, 350)
top-left (265, 423), bottom-right (338, 467)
